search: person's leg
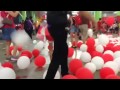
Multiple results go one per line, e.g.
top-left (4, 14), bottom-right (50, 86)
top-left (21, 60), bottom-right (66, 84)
top-left (45, 25), bottom-right (68, 79)
top-left (48, 42), bottom-right (53, 60)
top-left (79, 24), bottom-right (88, 44)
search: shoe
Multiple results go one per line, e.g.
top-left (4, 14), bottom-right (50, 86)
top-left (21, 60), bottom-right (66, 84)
top-left (5, 57), bottom-right (11, 61)
top-left (11, 56), bottom-right (18, 61)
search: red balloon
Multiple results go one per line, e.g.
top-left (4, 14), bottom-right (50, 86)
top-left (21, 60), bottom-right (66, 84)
top-left (62, 75), bottom-right (78, 79)
top-left (69, 59), bottom-right (83, 74)
top-left (87, 46), bottom-right (95, 56)
top-left (102, 54), bottom-right (113, 63)
top-left (75, 67), bottom-right (94, 79)
top-left (105, 43), bottom-right (114, 51)
top-left (34, 55), bottom-right (46, 67)
top-left (92, 51), bottom-right (103, 58)
top-left (2, 62), bottom-right (14, 69)
top-left (18, 46), bottom-right (23, 51)
top-left (106, 17), bottom-right (115, 26)
top-left (20, 54), bottom-right (28, 57)
top-left (100, 67), bottom-right (115, 79)
top-left (105, 74), bottom-right (120, 79)
top-left (21, 50), bottom-right (32, 59)
top-left (68, 48), bottom-right (74, 58)
top-left (86, 37), bottom-right (95, 47)
top-left (32, 49), bottom-right (40, 57)
top-left (45, 28), bottom-right (53, 41)
top-left (77, 42), bottom-right (83, 48)
top-left (112, 45), bottom-right (120, 52)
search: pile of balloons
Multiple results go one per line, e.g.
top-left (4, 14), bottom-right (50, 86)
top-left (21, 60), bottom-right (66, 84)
top-left (65, 34), bottom-right (120, 79)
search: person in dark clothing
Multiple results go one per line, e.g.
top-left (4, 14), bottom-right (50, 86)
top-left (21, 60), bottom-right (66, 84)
top-left (24, 17), bottom-right (33, 39)
top-left (44, 11), bottom-right (72, 79)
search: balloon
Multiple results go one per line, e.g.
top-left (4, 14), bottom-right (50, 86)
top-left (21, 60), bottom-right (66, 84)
top-left (2, 62), bottom-right (14, 69)
top-left (114, 57), bottom-right (120, 72)
top-left (75, 67), bottom-right (94, 79)
top-left (105, 43), bottom-right (114, 51)
top-left (72, 41), bottom-right (77, 47)
top-left (33, 40), bottom-right (37, 44)
top-left (84, 62), bottom-right (96, 73)
top-left (80, 52), bottom-right (91, 63)
top-left (102, 54), bottom-right (114, 63)
top-left (9, 46), bottom-right (14, 55)
top-left (103, 61), bottom-right (119, 74)
top-left (77, 41), bottom-right (83, 48)
top-left (21, 50), bottom-right (32, 59)
top-left (114, 51), bottom-right (120, 59)
top-left (80, 44), bottom-right (88, 52)
top-left (91, 56), bottom-right (104, 70)
top-left (34, 55), bottom-right (46, 67)
top-left (0, 68), bottom-right (16, 79)
top-left (96, 45), bottom-right (104, 53)
top-left (98, 34), bottom-right (109, 46)
top-left (86, 37), bottom-right (95, 47)
top-left (34, 41), bottom-right (44, 51)
top-left (104, 50), bottom-right (113, 56)
top-left (105, 74), bottom-right (120, 79)
top-left (43, 70), bottom-right (60, 79)
top-left (92, 51), bottom-right (102, 58)
top-left (18, 46), bottom-right (23, 51)
top-left (112, 45), bottom-right (120, 52)
top-left (100, 67), bottom-right (115, 79)
top-left (11, 30), bottom-right (31, 47)
top-left (95, 39), bottom-right (99, 46)
top-left (68, 48), bottom-right (74, 58)
top-left (41, 49), bottom-right (49, 57)
top-left (87, 46), bottom-right (95, 56)
top-left (88, 29), bottom-right (93, 37)
top-left (32, 49), bottom-right (40, 57)
top-left (17, 56), bottom-right (30, 69)
top-left (62, 75), bottom-right (78, 79)
top-left (106, 16), bottom-right (115, 26)
top-left (69, 59), bottom-right (83, 74)
top-left (45, 28), bottom-right (53, 41)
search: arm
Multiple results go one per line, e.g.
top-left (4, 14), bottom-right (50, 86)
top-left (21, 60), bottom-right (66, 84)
top-left (6, 11), bottom-right (19, 17)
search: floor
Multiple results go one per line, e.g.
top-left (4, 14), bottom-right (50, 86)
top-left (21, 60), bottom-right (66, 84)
top-left (1, 32), bottom-right (120, 79)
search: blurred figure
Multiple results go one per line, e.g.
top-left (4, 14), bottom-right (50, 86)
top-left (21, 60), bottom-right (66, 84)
top-left (24, 17), bottom-right (33, 39)
top-left (78, 11), bottom-right (97, 44)
top-left (1, 11), bottom-right (19, 61)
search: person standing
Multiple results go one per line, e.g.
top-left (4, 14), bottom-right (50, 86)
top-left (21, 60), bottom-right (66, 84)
top-left (44, 11), bottom-right (72, 79)
top-left (1, 11), bottom-right (19, 61)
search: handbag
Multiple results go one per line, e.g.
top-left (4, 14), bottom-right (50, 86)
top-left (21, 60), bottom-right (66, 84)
top-left (2, 14), bottom-right (12, 25)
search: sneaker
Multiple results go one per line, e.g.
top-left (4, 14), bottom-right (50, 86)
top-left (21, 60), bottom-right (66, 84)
top-left (11, 56), bottom-right (18, 61)
top-left (5, 57), bottom-right (11, 61)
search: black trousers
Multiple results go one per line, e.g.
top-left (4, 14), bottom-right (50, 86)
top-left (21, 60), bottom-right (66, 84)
top-left (45, 25), bottom-right (68, 79)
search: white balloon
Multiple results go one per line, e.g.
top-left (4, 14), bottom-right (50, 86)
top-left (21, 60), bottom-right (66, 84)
top-left (114, 51), bottom-right (120, 59)
top-left (114, 57), bottom-right (120, 72)
top-left (95, 39), bottom-right (99, 46)
top-left (34, 41), bottom-right (44, 51)
top-left (104, 50), bottom-right (114, 56)
top-left (41, 49), bottom-right (49, 57)
top-left (96, 45), bottom-right (104, 53)
top-left (0, 63), bottom-right (3, 69)
top-left (85, 62), bottom-right (96, 73)
top-left (43, 70), bottom-right (61, 79)
top-left (11, 30), bottom-right (31, 47)
top-left (80, 52), bottom-right (91, 63)
top-left (33, 40), bottom-right (37, 44)
top-left (103, 61), bottom-right (119, 74)
top-left (91, 56), bottom-right (104, 70)
top-left (17, 56), bottom-right (30, 69)
top-left (76, 50), bottom-right (82, 59)
top-left (80, 44), bottom-right (88, 52)
top-left (0, 68), bottom-right (16, 79)
top-left (88, 29), bottom-right (93, 37)
top-left (10, 43), bottom-right (14, 47)
top-left (71, 50), bottom-right (76, 59)
top-left (98, 34), bottom-right (109, 46)
top-left (11, 50), bottom-right (19, 56)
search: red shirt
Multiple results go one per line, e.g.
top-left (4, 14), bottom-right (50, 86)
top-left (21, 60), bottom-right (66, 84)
top-left (1, 11), bottom-right (15, 29)
top-left (97, 21), bottom-right (102, 30)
